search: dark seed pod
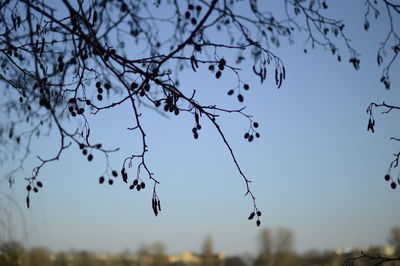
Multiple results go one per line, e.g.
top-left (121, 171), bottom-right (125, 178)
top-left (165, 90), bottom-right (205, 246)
top-left (208, 65), bottom-right (214, 71)
top-left (391, 182), bottom-right (397, 189)
top-left (37, 181), bottom-right (43, 188)
top-left (253, 122), bottom-right (259, 128)
top-left (244, 132), bottom-right (249, 139)
top-left (248, 212), bottom-right (255, 220)
top-left (87, 154), bottom-right (93, 161)
top-left (140, 182), bottom-right (145, 189)
top-left (152, 199), bottom-right (158, 216)
top-left (82, 149), bottom-right (88, 155)
top-left (257, 211), bottom-right (262, 216)
top-left (133, 179), bottom-right (139, 186)
top-left (108, 179), bottom-right (113, 185)
top-left (71, 112), bottom-right (76, 117)
top-left (104, 83), bottom-right (111, 90)
top-left (136, 185), bottom-right (141, 191)
top-left (243, 84), bottom-right (250, 90)
top-left (255, 132), bottom-right (260, 138)
top-left (194, 132), bottom-right (199, 139)
top-left (185, 11), bottom-right (191, 19)
top-left (95, 81), bottom-right (101, 88)
top-left (97, 94), bottom-right (103, 101)
top-left (26, 185), bottom-right (32, 191)
top-left (256, 220), bottom-right (261, 227)
top-left (248, 135), bottom-right (254, 142)
top-left (191, 18), bottom-right (197, 25)
top-left (120, 3), bottom-right (128, 12)
top-left (129, 185), bottom-right (134, 190)
top-left (112, 170), bottom-right (118, 177)
top-left (33, 187), bottom-right (38, 193)
top-left (216, 71), bottom-right (222, 79)
top-left (97, 88), bottom-right (103, 94)
top-left (130, 82), bottom-right (138, 89)
top-left (227, 89), bottom-right (234, 96)
top-left (385, 174), bottom-right (390, 181)
top-left (99, 176), bottom-right (105, 184)
top-left (237, 94), bottom-right (244, 102)
top-left (174, 108), bottom-right (180, 116)
top-left (79, 143), bottom-right (85, 149)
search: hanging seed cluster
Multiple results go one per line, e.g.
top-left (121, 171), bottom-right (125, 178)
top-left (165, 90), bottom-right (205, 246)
top-left (243, 122), bottom-right (261, 142)
top-left (192, 112), bottom-right (202, 139)
top-left (248, 210), bottom-right (262, 227)
top-left (184, 4), bottom-right (202, 26)
top-left (152, 196), bottom-right (161, 216)
top-left (78, 142), bottom-right (95, 161)
top-left (208, 58), bottom-right (227, 80)
top-left (227, 83), bottom-right (252, 103)
top-left (25, 180), bottom-right (43, 208)
top-left (384, 174), bottom-right (399, 190)
top-left (95, 81), bottom-right (111, 101)
top-left (128, 178), bottom-right (146, 192)
top-left (161, 94), bottom-right (180, 116)
top-left (68, 98), bottom-right (86, 117)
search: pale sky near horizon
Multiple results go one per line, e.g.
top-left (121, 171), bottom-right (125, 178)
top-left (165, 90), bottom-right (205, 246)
top-left (1, 0), bottom-right (400, 256)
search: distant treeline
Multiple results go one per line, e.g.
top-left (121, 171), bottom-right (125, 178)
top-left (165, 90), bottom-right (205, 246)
top-left (1, 227), bottom-right (400, 266)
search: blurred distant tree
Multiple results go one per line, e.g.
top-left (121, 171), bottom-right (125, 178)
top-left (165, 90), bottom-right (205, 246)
top-left (117, 250), bottom-right (135, 266)
top-left (0, 0), bottom-right (399, 224)
top-left (28, 247), bottom-right (52, 266)
top-left (389, 227), bottom-right (400, 257)
top-left (254, 228), bottom-right (272, 266)
top-left (72, 251), bottom-right (104, 266)
top-left (297, 250), bottom-right (338, 266)
top-left (224, 256), bottom-right (246, 266)
top-left (201, 235), bottom-right (216, 266)
top-left (254, 227), bottom-right (295, 266)
top-left (53, 252), bottom-right (70, 266)
top-left (137, 244), bottom-right (151, 266)
top-left (150, 242), bottom-right (168, 266)
top-left (0, 241), bottom-right (28, 266)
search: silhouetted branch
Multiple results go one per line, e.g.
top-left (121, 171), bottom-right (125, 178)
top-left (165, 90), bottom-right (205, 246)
top-left (344, 251), bottom-right (400, 266)
top-left (366, 102), bottom-right (400, 190)
top-left (1, 0), bottom-right (399, 225)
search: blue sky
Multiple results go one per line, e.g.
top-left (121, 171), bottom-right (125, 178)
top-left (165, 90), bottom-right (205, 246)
top-left (1, 0), bottom-right (400, 256)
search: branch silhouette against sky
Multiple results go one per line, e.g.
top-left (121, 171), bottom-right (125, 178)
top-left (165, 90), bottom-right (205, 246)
top-left (0, 0), bottom-right (399, 247)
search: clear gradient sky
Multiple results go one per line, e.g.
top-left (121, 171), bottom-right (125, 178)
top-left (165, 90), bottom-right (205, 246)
top-left (1, 0), bottom-right (400, 256)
